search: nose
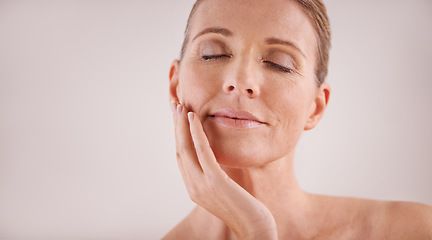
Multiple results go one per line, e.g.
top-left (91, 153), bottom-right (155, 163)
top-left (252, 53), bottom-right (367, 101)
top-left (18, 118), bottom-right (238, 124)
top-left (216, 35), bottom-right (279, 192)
top-left (223, 56), bottom-right (261, 98)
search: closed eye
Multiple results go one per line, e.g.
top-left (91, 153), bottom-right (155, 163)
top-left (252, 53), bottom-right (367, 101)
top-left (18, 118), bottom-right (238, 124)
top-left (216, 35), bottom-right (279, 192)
top-left (263, 61), bottom-right (293, 74)
top-left (201, 54), bottom-right (231, 61)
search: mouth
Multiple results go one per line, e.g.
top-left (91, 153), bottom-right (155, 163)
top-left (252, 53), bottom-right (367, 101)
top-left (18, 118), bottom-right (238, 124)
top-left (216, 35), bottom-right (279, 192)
top-left (209, 109), bottom-right (267, 129)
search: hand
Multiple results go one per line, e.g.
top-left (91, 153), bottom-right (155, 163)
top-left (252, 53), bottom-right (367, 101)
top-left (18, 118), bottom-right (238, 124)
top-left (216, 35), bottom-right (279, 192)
top-left (170, 101), bottom-right (278, 240)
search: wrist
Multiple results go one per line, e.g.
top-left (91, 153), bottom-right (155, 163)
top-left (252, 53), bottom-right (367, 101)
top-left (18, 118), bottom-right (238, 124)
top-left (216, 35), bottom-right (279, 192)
top-left (235, 217), bottom-right (278, 240)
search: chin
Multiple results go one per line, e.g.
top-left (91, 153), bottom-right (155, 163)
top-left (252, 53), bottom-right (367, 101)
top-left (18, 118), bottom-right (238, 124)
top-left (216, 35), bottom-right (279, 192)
top-left (209, 140), bottom-right (276, 168)
top-left (202, 120), bottom-right (299, 168)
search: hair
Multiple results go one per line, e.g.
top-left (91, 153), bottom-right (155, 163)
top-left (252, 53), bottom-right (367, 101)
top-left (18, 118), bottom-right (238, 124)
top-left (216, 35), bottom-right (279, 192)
top-left (179, 0), bottom-right (331, 86)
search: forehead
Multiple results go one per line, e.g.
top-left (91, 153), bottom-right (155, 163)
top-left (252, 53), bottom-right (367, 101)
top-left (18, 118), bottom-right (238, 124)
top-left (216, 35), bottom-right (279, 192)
top-left (189, 0), bottom-right (317, 59)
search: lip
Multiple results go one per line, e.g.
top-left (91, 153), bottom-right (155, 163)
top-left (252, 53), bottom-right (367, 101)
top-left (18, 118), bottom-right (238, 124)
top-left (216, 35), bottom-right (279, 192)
top-left (209, 109), bottom-right (266, 129)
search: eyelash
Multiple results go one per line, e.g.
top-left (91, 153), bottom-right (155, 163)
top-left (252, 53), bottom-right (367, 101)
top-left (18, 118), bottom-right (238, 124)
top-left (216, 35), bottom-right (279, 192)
top-left (201, 54), bottom-right (231, 61)
top-left (263, 60), bottom-right (293, 74)
top-left (201, 55), bottom-right (293, 74)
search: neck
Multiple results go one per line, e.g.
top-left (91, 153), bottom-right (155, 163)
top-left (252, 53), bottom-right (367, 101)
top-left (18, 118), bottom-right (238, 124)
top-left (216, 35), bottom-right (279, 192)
top-left (221, 152), bottom-right (311, 220)
top-left (192, 152), bottom-right (322, 239)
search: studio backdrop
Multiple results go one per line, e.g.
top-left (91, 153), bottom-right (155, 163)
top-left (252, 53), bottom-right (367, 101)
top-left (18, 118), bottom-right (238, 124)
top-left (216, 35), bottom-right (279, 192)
top-left (0, 0), bottom-right (431, 239)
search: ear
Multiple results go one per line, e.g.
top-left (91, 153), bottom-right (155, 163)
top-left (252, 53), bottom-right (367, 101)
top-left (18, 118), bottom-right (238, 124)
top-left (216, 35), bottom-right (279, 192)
top-left (304, 82), bottom-right (331, 131)
top-left (169, 59), bottom-right (180, 102)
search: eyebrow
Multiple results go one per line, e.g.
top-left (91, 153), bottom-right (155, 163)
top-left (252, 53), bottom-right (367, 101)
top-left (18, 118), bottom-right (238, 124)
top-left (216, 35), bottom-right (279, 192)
top-left (192, 27), bottom-right (233, 41)
top-left (191, 27), bottom-right (306, 59)
top-left (265, 37), bottom-right (307, 59)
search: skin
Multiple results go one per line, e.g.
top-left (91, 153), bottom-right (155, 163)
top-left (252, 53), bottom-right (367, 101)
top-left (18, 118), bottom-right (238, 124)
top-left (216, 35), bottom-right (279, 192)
top-left (164, 0), bottom-right (432, 239)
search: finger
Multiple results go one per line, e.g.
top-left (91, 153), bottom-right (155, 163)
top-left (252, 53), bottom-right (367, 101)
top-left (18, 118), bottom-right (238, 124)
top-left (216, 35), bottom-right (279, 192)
top-left (170, 100), bottom-right (184, 170)
top-left (173, 104), bottom-right (197, 187)
top-left (170, 101), bottom-right (191, 184)
top-left (175, 104), bottom-right (203, 176)
top-left (187, 112), bottom-right (222, 175)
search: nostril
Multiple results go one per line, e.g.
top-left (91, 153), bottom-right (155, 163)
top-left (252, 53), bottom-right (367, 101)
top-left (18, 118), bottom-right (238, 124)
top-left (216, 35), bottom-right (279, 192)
top-left (228, 86), bottom-right (235, 91)
top-left (247, 89), bottom-right (253, 94)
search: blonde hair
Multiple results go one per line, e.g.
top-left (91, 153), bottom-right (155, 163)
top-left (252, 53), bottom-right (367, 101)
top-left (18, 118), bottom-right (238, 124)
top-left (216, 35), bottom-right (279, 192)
top-left (179, 0), bottom-right (331, 86)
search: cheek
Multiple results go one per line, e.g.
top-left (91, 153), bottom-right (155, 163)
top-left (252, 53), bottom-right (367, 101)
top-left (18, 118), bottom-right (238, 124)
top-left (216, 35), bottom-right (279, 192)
top-left (265, 84), bottom-right (311, 135)
top-left (177, 65), bottom-right (221, 111)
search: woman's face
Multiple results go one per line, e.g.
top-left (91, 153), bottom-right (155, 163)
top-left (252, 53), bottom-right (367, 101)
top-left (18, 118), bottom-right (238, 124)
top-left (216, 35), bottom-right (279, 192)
top-left (170, 0), bottom-right (330, 167)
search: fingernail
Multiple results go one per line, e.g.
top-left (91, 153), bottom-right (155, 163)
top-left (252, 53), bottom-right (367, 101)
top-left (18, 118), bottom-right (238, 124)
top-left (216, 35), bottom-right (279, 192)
top-left (188, 112), bottom-right (194, 123)
top-left (177, 104), bottom-right (182, 115)
top-left (170, 101), bottom-right (177, 113)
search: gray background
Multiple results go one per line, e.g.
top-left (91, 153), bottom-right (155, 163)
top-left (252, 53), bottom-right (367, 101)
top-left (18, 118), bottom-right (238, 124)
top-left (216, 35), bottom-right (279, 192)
top-left (0, 0), bottom-right (431, 239)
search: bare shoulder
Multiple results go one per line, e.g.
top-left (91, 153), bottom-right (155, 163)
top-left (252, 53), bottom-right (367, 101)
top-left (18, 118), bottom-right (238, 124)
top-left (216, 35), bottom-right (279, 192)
top-left (311, 195), bottom-right (432, 239)
top-left (378, 200), bottom-right (432, 238)
top-left (162, 217), bottom-right (195, 240)
top-left (162, 207), bottom-right (230, 240)
top-left (351, 198), bottom-right (432, 239)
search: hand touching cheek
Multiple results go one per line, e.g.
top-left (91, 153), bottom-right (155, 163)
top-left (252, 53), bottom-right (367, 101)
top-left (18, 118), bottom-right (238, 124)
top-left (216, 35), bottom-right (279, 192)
top-left (170, 101), bottom-right (277, 240)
